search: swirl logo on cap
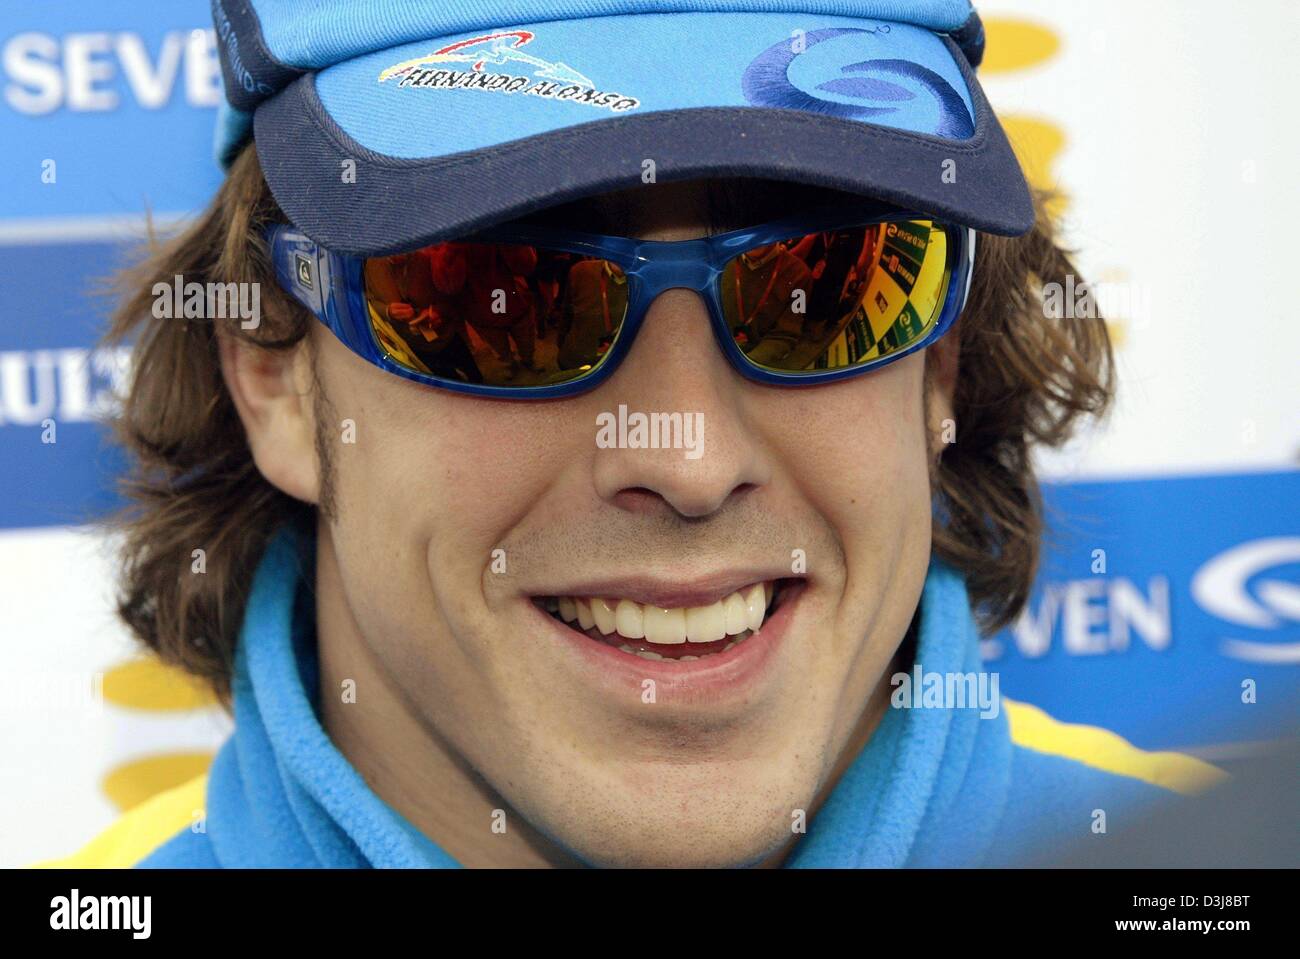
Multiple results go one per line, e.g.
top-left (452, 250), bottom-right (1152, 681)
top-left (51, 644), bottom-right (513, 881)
top-left (743, 27), bottom-right (974, 139)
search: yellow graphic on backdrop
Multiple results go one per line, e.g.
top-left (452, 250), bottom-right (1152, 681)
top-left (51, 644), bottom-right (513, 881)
top-left (980, 17), bottom-right (1060, 73)
top-left (100, 658), bottom-right (218, 812)
top-left (981, 16), bottom-right (1129, 345)
top-left (102, 657), bottom-right (215, 711)
top-left (982, 18), bottom-right (1069, 217)
top-left (102, 752), bottom-right (214, 812)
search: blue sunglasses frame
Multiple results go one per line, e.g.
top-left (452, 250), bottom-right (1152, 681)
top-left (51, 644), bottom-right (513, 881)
top-left (265, 201), bottom-right (976, 399)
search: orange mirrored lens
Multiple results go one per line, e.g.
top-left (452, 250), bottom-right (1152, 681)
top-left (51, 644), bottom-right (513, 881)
top-left (720, 220), bottom-right (951, 373)
top-left (363, 242), bottom-right (628, 387)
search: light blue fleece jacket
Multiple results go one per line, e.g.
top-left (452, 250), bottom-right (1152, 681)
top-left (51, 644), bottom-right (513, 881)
top-left (133, 526), bottom-right (1209, 868)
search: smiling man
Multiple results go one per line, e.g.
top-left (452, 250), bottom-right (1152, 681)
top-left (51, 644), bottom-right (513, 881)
top-left (49, 0), bottom-right (1224, 869)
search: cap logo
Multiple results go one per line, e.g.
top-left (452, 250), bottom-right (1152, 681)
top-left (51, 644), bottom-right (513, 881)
top-left (743, 26), bottom-right (973, 138)
top-left (294, 253), bottom-right (313, 290)
top-left (377, 31), bottom-right (640, 112)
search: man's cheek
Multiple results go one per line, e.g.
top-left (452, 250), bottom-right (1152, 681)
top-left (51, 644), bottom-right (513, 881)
top-left (818, 431), bottom-right (927, 527)
top-left (320, 439), bottom-right (442, 625)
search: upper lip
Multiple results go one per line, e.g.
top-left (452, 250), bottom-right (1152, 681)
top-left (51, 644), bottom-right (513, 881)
top-left (533, 570), bottom-right (799, 610)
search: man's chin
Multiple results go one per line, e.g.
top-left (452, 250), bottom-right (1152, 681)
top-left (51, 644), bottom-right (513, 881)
top-left (547, 808), bottom-right (798, 869)
top-left (500, 752), bottom-right (820, 868)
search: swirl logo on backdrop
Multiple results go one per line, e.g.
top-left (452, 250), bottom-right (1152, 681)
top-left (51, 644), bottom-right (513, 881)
top-left (1192, 537), bottom-right (1300, 664)
top-left (741, 26), bottom-right (974, 138)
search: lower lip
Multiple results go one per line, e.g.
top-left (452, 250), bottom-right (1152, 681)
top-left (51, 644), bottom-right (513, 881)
top-left (531, 583), bottom-right (804, 704)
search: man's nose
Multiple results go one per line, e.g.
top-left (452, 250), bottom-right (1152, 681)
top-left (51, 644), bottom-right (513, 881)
top-left (590, 288), bottom-right (771, 520)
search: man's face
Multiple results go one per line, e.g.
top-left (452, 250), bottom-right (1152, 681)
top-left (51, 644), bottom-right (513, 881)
top-left (296, 179), bottom-right (952, 866)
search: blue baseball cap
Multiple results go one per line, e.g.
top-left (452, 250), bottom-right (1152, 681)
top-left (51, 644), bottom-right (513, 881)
top-left (212, 0), bottom-right (1032, 257)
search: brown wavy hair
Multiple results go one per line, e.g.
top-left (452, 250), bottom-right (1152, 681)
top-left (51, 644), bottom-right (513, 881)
top-left (105, 143), bottom-right (1112, 703)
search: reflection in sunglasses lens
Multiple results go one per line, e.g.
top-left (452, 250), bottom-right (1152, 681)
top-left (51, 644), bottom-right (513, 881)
top-left (720, 221), bottom-right (950, 373)
top-left (364, 244), bottom-right (629, 387)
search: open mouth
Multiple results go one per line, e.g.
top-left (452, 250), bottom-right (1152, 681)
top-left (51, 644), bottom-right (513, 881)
top-left (532, 580), bottom-right (793, 662)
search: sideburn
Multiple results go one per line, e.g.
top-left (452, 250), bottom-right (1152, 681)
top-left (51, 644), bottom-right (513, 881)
top-left (310, 333), bottom-right (340, 523)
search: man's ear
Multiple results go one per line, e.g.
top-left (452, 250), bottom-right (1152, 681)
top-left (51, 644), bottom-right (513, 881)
top-left (217, 330), bottom-right (321, 505)
top-left (924, 319), bottom-right (961, 458)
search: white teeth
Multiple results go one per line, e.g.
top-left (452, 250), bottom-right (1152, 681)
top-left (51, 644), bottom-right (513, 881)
top-left (591, 597), bottom-right (617, 635)
top-left (685, 602), bottom-right (726, 643)
top-left (614, 632), bottom-right (751, 660)
top-left (548, 581), bottom-right (778, 645)
top-left (615, 599), bottom-right (645, 639)
top-left (722, 593), bottom-right (749, 636)
top-left (744, 584), bottom-right (767, 632)
top-left (644, 605), bottom-right (687, 645)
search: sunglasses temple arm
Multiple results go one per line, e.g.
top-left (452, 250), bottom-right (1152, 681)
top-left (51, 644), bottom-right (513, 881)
top-left (959, 228), bottom-right (977, 314)
top-left (264, 224), bottom-right (329, 322)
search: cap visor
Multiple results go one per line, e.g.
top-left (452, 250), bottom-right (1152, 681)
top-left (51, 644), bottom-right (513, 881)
top-left (255, 10), bottom-right (1033, 256)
